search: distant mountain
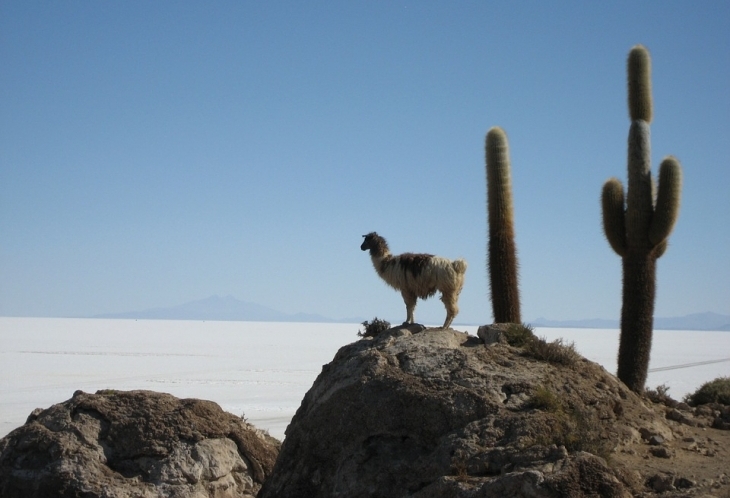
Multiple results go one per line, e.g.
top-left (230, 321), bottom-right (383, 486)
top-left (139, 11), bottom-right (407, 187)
top-left (653, 312), bottom-right (730, 331)
top-left (530, 317), bottom-right (619, 329)
top-left (94, 295), bottom-right (363, 323)
top-left (532, 312), bottom-right (730, 331)
top-left (94, 297), bottom-right (729, 330)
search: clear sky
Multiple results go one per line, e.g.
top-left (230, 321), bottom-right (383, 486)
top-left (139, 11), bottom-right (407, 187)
top-left (1, 1), bottom-right (728, 324)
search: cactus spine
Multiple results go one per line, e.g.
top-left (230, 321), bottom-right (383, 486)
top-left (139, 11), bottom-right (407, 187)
top-left (485, 127), bottom-right (521, 323)
top-left (601, 45), bottom-right (683, 393)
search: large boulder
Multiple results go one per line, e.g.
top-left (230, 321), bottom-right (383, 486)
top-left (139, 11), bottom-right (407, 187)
top-left (259, 326), bottom-right (671, 498)
top-left (0, 390), bottom-right (280, 498)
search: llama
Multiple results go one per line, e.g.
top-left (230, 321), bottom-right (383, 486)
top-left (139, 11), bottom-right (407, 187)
top-left (360, 232), bottom-right (467, 329)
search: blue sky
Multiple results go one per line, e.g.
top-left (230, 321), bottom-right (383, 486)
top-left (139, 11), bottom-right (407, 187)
top-left (1, 1), bottom-right (728, 324)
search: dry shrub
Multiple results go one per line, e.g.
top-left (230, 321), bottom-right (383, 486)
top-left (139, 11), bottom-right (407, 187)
top-left (502, 324), bottom-right (580, 366)
top-left (530, 386), bottom-right (612, 460)
top-left (503, 323), bottom-right (536, 347)
top-left (684, 376), bottom-right (730, 406)
top-left (358, 317), bottom-right (392, 338)
top-left (529, 385), bottom-right (561, 412)
top-left (451, 460), bottom-right (469, 482)
top-left (524, 336), bottom-right (581, 366)
top-left (645, 383), bottom-right (678, 407)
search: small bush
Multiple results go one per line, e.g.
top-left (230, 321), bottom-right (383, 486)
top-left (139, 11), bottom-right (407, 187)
top-left (451, 460), bottom-right (469, 482)
top-left (645, 384), bottom-right (676, 406)
top-left (532, 404), bottom-right (612, 460)
top-left (529, 385), bottom-right (561, 412)
top-left (503, 323), bottom-right (536, 347)
top-left (358, 317), bottom-right (392, 338)
top-left (562, 409), bottom-right (613, 459)
top-left (524, 336), bottom-right (581, 366)
top-left (684, 376), bottom-right (730, 406)
top-left (500, 325), bottom-right (580, 366)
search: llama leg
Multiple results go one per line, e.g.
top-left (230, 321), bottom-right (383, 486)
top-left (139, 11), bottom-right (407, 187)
top-left (442, 276), bottom-right (465, 329)
top-left (441, 292), bottom-right (459, 329)
top-left (401, 290), bottom-right (417, 325)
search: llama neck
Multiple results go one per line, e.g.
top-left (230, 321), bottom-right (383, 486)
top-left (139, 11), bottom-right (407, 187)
top-left (367, 239), bottom-right (391, 257)
top-left (370, 251), bottom-right (392, 277)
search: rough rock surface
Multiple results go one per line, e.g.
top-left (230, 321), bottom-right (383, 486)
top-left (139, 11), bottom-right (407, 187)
top-left (259, 326), bottom-right (728, 498)
top-left (0, 390), bottom-right (280, 498)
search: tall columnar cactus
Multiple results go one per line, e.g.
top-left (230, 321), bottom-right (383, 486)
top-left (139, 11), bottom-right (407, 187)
top-left (485, 126), bottom-right (521, 324)
top-left (601, 45), bottom-right (683, 393)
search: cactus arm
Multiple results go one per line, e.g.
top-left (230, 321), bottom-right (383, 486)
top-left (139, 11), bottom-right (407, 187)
top-left (627, 45), bottom-right (653, 122)
top-left (601, 178), bottom-right (627, 257)
top-left (649, 156), bottom-right (683, 247)
top-left (601, 178), bottom-right (626, 256)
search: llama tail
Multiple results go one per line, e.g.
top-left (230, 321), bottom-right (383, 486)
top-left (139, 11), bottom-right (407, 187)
top-left (452, 259), bottom-right (467, 274)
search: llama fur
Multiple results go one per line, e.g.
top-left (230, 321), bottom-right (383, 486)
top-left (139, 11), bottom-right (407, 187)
top-left (360, 232), bottom-right (467, 329)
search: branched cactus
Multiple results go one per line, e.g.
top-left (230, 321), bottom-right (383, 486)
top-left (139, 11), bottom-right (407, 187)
top-left (485, 126), bottom-right (521, 324)
top-left (601, 45), bottom-right (683, 393)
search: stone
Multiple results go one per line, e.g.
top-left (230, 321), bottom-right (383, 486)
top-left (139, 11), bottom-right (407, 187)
top-left (713, 417), bottom-right (730, 430)
top-left (666, 408), bottom-right (698, 426)
top-left (649, 446), bottom-right (673, 458)
top-left (649, 435), bottom-right (664, 445)
top-left (258, 328), bottom-right (656, 498)
top-left (0, 390), bottom-right (280, 498)
top-left (477, 324), bottom-right (509, 344)
top-left (712, 406), bottom-right (730, 430)
top-left (396, 323), bottom-right (428, 334)
top-left (647, 473), bottom-right (675, 492)
top-left (675, 476), bottom-right (696, 489)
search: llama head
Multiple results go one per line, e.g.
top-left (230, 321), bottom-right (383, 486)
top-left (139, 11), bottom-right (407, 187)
top-left (361, 232), bottom-right (389, 256)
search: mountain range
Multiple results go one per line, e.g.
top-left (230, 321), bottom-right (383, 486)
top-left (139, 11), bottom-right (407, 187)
top-left (93, 295), bottom-right (730, 331)
top-left (93, 295), bottom-right (364, 324)
top-left (531, 312), bottom-right (730, 331)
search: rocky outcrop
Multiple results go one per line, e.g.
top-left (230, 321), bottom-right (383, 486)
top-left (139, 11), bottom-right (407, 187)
top-left (259, 326), bottom-right (675, 498)
top-left (0, 390), bottom-right (280, 498)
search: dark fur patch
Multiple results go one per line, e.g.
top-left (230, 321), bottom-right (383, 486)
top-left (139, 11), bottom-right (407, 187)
top-left (396, 253), bottom-right (433, 278)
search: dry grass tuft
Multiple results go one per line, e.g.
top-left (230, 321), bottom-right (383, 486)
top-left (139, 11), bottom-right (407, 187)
top-left (524, 336), bottom-right (581, 366)
top-left (358, 317), bottom-right (392, 338)
top-left (529, 385), bottom-right (561, 412)
top-left (503, 323), bottom-right (536, 347)
top-left (529, 385), bottom-right (612, 460)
